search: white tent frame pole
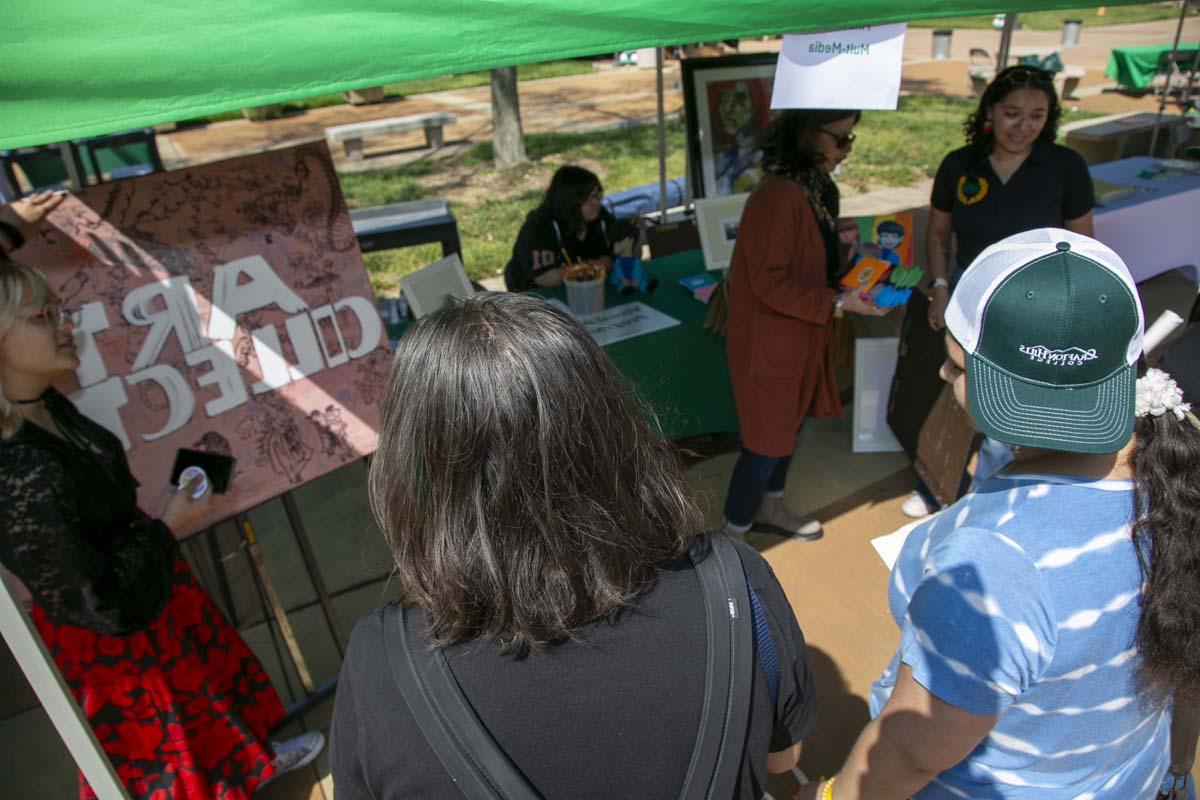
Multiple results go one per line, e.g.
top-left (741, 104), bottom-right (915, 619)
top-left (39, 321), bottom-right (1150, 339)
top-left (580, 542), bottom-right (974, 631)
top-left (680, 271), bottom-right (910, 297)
top-left (0, 575), bottom-right (130, 799)
top-left (1148, 0), bottom-right (1193, 156)
top-left (657, 47), bottom-right (668, 218)
top-left (996, 12), bottom-right (1019, 69)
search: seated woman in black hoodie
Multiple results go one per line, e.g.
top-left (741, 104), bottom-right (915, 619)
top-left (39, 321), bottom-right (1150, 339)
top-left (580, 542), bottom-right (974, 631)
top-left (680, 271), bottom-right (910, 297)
top-left (504, 165), bottom-right (636, 291)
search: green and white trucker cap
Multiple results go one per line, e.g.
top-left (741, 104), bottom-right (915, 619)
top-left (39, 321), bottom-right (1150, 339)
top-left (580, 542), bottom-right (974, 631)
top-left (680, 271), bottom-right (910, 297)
top-left (945, 228), bottom-right (1144, 454)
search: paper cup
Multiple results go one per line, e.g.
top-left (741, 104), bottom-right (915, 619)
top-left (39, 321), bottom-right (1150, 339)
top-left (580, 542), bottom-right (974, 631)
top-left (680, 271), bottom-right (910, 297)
top-left (564, 276), bottom-right (605, 316)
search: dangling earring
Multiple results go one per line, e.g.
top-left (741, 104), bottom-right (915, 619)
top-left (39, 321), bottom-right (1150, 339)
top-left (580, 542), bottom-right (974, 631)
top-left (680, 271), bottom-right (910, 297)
top-left (983, 119), bottom-right (994, 135)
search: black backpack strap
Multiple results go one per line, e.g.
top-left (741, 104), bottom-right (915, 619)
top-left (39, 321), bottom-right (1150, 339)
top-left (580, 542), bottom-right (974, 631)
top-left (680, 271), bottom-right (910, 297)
top-left (680, 531), bottom-right (755, 800)
top-left (380, 532), bottom-right (755, 800)
top-left (381, 603), bottom-right (542, 800)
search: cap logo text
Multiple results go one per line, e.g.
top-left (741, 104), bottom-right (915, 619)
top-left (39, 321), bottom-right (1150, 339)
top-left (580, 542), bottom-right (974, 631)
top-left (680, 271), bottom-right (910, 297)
top-left (1018, 345), bottom-right (1098, 366)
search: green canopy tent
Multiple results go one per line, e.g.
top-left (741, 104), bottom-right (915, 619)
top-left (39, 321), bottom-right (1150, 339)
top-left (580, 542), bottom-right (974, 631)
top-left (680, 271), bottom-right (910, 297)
top-left (2, 0), bottom-right (1149, 150)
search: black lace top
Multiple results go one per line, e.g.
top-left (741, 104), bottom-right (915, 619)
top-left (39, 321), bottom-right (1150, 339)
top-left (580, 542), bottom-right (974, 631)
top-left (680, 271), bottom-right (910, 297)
top-left (0, 390), bottom-right (176, 635)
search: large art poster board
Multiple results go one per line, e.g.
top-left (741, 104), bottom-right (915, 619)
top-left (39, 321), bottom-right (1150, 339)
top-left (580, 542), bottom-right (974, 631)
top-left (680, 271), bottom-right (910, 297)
top-left (682, 54), bottom-right (777, 199)
top-left (14, 143), bottom-right (390, 536)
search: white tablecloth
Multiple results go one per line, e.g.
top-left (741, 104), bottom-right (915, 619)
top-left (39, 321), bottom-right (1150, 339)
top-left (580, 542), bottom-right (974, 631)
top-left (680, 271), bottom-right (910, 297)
top-left (1092, 157), bottom-right (1200, 285)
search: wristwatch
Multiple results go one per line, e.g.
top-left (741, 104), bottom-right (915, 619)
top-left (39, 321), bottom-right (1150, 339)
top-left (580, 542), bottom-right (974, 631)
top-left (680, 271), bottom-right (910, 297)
top-left (931, 277), bottom-right (950, 290)
top-left (832, 292), bottom-right (845, 319)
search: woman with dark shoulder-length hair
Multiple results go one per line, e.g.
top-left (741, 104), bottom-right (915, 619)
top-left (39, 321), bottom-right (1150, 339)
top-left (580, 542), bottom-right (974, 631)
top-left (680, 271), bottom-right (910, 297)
top-left (330, 293), bottom-right (820, 798)
top-left (503, 165), bottom-right (636, 291)
top-left (722, 109), bottom-right (888, 543)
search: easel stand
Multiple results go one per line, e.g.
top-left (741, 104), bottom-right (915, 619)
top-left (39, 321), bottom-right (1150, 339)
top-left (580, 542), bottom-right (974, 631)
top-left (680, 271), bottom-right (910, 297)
top-left (218, 488), bottom-right (347, 727)
top-left (0, 574), bottom-right (130, 800)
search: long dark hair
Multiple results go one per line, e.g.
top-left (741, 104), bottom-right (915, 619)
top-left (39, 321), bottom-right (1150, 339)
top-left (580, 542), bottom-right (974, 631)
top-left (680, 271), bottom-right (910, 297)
top-left (539, 165), bottom-right (602, 233)
top-left (368, 293), bottom-right (701, 655)
top-left (965, 65), bottom-right (1062, 152)
top-left (1130, 385), bottom-right (1200, 700)
top-left (760, 108), bottom-right (861, 179)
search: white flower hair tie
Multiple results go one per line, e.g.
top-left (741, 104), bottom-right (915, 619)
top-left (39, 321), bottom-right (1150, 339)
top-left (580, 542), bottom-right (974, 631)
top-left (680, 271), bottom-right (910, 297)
top-left (1135, 368), bottom-right (1193, 421)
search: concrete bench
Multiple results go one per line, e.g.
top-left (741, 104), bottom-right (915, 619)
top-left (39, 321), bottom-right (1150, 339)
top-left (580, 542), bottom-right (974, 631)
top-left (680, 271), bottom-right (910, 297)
top-left (350, 199), bottom-right (462, 259)
top-left (967, 65), bottom-right (1086, 100)
top-left (326, 112), bottom-right (457, 160)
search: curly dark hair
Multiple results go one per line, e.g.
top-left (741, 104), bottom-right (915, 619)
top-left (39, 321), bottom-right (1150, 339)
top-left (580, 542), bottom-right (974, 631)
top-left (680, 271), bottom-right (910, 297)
top-left (964, 65), bottom-right (1062, 152)
top-left (368, 293), bottom-right (702, 656)
top-left (761, 108), bottom-right (862, 178)
top-left (539, 165), bottom-right (602, 233)
top-left (1130, 398), bottom-right (1200, 701)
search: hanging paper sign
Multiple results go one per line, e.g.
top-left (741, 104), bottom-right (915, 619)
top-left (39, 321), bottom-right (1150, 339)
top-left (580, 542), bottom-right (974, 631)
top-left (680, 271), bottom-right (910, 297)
top-left (770, 24), bottom-right (907, 110)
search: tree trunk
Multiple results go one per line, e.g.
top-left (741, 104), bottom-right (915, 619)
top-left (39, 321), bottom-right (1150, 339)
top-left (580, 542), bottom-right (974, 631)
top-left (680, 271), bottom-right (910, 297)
top-left (490, 67), bottom-right (527, 167)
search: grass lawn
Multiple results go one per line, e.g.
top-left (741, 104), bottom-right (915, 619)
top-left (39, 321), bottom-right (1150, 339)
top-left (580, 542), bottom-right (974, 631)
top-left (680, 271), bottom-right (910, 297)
top-left (910, 1), bottom-right (1195, 30)
top-left (338, 96), bottom-right (1103, 294)
top-left (192, 60), bottom-right (597, 124)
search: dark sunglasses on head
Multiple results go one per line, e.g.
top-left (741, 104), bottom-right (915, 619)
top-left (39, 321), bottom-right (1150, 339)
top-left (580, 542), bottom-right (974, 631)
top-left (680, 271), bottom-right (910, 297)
top-left (819, 128), bottom-right (857, 149)
top-left (999, 66), bottom-right (1054, 87)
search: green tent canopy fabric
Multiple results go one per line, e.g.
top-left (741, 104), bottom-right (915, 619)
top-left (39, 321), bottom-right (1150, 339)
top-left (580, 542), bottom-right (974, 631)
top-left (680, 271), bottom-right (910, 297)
top-left (3, 0), bottom-right (1145, 149)
top-left (1106, 43), bottom-right (1200, 89)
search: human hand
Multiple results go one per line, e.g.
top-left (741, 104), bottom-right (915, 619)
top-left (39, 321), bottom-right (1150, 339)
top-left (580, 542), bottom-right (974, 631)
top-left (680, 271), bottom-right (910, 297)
top-left (533, 267), bottom-right (565, 288)
top-left (842, 291), bottom-right (891, 317)
top-left (927, 285), bottom-right (950, 331)
top-left (3, 190), bottom-right (67, 240)
top-left (160, 476), bottom-right (215, 539)
top-left (613, 236), bottom-right (636, 259)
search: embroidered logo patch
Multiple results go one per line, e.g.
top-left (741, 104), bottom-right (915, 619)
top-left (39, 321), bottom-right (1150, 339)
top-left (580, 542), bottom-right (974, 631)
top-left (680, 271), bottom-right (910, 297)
top-left (957, 175), bottom-right (989, 206)
top-left (1019, 345), bottom-right (1098, 365)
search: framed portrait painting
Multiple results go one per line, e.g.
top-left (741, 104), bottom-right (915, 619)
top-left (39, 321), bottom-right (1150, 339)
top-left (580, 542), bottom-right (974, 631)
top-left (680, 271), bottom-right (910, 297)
top-left (682, 53), bottom-right (778, 200)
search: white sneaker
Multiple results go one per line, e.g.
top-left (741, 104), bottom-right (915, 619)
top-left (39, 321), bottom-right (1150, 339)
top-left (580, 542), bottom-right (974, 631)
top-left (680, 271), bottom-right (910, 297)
top-left (901, 491), bottom-right (934, 519)
top-left (259, 731), bottom-right (325, 788)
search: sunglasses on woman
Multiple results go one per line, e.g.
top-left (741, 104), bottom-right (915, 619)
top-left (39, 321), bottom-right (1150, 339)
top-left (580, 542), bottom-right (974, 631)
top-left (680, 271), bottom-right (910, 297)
top-left (999, 66), bottom-right (1054, 87)
top-left (819, 128), bottom-right (857, 150)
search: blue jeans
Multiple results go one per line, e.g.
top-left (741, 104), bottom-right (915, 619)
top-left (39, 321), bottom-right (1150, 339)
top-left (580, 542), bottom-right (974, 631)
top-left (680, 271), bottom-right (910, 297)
top-left (723, 449), bottom-right (793, 528)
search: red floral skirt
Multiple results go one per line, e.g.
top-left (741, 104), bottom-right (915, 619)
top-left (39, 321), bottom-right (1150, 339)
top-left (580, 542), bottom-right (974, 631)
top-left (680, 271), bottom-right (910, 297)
top-left (32, 555), bottom-right (286, 800)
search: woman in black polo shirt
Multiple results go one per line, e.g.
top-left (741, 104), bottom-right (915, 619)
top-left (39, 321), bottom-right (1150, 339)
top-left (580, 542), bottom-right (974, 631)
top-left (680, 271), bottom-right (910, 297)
top-left (926, 65), bottom-right (1094, 329)
top-left (905, 65), bottom-right (1094, 518)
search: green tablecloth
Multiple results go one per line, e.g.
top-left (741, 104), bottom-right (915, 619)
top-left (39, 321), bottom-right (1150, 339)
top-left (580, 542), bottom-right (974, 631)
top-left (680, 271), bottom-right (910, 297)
top-left (1106, 43), bottom-right (1199, 90)
top-left (385, 250), bottom-right (739, 441)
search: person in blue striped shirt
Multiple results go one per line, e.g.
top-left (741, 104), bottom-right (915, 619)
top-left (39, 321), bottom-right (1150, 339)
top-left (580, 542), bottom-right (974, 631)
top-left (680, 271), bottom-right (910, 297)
top-left (802, 229), bottom-right (1200, 799)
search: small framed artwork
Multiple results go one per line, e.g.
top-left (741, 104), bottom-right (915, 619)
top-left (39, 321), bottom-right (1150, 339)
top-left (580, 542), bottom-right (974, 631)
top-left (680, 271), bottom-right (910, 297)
top-left (694, 192), bottom-right (750, 271)
top-left (400, 253), bottom-right (475, 318)
top-left (682, 53), bottom-right (778, 200)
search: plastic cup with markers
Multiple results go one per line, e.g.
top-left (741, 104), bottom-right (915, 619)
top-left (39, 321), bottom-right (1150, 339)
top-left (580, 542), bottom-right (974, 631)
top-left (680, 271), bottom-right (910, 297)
top-left (562, 261), bottom-right (605, 316)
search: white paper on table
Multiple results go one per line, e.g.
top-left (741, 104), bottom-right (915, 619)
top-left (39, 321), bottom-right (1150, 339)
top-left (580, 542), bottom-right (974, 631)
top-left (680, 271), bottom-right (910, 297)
top-left (871, 518), bottom-right (924, 571)
top-left (771, 24), bottom-right (907, 111)
top-left (578, 302), bottom-right (680, 346)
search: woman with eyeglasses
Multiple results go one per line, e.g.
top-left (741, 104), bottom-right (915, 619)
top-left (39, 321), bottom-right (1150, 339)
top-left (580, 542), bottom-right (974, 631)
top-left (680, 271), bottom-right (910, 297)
top-left (902, 65), bottom-right (1096, 519)
top-left (0, 255), bottom-right (323, 798)
top-left (721, 109), bottom-right (890, 542)
top-left (503, 164), bottom-right (638, 291)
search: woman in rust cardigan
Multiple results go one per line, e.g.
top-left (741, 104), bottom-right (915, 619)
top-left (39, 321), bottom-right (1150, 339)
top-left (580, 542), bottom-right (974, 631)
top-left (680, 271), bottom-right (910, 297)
top-left (723, 109), bottom-right (888, 541)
